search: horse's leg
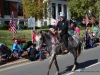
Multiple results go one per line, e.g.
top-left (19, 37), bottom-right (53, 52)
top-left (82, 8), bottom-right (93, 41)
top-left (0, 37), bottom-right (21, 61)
top-left (47, 51), bottom-right (56, 75)
top-left (71, 49), bottom-right (78, 72)
top-left (54, 57), bottom-right (59, 75)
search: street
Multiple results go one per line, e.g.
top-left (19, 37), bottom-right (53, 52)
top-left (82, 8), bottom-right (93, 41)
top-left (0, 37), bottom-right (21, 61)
top-left (0, 45), bottom-right (100, 75)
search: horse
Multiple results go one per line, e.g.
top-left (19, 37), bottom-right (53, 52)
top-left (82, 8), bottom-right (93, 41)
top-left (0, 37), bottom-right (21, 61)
top-left (35, 31), bottom-right (82, 75)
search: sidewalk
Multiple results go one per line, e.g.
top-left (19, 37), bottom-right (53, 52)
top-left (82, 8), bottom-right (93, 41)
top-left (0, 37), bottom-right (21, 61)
top-left (0, 57), bottom-right (30, 69)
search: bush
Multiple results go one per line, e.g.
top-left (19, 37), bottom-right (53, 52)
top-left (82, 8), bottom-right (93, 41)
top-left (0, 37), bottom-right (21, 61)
top-left (35, 25), bottom-right (49, 29)
top-left (20, 24), bottom-right (28, 29)
top-left (0, 24), bottom-right (28, 30)
top-left (0, 24), bottom-right (9, 30)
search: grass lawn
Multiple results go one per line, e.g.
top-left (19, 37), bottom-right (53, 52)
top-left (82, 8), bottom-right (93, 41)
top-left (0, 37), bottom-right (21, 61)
top-left (0, 28), bottom-right (85, 49)
top-left (0, 30), bottom-right (32, 48)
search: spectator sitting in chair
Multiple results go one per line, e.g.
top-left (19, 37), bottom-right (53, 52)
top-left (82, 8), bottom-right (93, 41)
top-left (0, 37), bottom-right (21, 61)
top-left (12, 40), bottom-right (22, 58)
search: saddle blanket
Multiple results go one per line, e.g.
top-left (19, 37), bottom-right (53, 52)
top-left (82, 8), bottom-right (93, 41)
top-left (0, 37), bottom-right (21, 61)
top-left (68, 35), bottom-right (79, 49)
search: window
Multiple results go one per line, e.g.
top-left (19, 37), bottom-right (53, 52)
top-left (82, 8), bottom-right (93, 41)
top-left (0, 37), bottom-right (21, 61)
top-left (58, 4), bottom-right (61, 15)
top-left (5, 21), bottom-right (10, 25)
top-left (52, 6), bottom-right (55, 19)
top-left (17, 3), bottom-right (23, 16)
top-left (4, 1), bottom-right (10, 15)
top-left (44, 6), bottom-right (47, 19)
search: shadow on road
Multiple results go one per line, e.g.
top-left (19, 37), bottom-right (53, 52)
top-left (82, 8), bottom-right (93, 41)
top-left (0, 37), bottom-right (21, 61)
top-left (60, 59), bottom-right (98, 75)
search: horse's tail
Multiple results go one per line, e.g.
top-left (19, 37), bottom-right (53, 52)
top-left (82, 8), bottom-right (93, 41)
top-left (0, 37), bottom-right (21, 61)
top-left (77, 43), bottom-right (82, 57)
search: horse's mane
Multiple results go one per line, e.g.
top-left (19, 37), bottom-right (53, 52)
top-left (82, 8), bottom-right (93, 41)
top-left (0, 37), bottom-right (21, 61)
top-left (41, 31), bottom-right (51, 41)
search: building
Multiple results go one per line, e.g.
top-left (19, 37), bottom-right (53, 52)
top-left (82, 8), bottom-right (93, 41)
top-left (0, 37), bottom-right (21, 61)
top-left (0, 0), bottom-right (71, 27)
top-left (42, 0), bottom-right (71, 27)
top-left (0, 0), bottom-right (26, 25)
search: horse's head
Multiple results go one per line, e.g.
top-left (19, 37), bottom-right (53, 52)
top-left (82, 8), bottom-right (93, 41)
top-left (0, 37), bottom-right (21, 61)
top-left (35, 31), bottom-right (44, 50)
top-left (35, 30), bottom-right (51, 51)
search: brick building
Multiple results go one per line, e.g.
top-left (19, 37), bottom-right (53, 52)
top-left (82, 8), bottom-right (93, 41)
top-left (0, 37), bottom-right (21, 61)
top-left (0, 0), bottom-right (25, 25)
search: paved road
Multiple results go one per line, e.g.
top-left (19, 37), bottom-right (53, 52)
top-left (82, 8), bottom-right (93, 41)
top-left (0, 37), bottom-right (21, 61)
top-left (0, 46), bottom-right (100, 75)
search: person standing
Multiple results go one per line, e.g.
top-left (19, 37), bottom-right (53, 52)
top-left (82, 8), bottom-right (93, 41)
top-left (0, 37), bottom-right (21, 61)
top-left (75, 26), bottom-right (80, 35)
top-left (97, 25), bottom-right (100, 39)
top-left (56, 13), bottom-right (69, 52)
top-left (17, 19), bottom-right (21, 30)
top-left (84, 26), bottom-right (90, 49)
top-left (93, 25), bottom-right (98, 36)
top-left (32, 30), bottom-right (36, 44)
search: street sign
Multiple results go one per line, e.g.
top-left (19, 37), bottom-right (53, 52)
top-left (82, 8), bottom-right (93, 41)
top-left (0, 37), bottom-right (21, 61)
top-left (28, 16), bottom-right (35, 28)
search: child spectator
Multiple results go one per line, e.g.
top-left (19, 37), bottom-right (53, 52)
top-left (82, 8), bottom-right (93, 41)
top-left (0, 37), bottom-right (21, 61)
top-left (12, 40), bottom-right (22, 58)
top-left (69, 23), bottom-right (75, 36)
top-left (41, 44), bottom-right (50, 59)
top-left (32, 30), bottom-right (36, 44)
top-left (75, 26), bottom-right (80, 35)
top-left (36, 47), bottom-right (44, 61)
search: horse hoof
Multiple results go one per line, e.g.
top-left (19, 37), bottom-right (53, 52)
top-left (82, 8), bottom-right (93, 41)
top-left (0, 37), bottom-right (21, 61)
top-left (71, 65), bottom-right (76, 72)
top-left (47, 71), bottom-right (49, 75)
top-left (55, 71), bottom-right (60, 75)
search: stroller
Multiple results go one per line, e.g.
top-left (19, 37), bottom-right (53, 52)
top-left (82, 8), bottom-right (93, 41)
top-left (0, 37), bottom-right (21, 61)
top-left (0, 43), bottom-right (12, 62)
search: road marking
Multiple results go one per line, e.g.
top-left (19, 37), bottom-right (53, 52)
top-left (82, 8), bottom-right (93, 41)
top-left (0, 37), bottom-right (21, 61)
top-left (65, 61), bottom-right (100, 75)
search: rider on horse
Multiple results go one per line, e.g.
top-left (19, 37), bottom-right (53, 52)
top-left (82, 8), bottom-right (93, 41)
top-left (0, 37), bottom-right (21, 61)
top-left (56, 13), bottom-right (69, 53)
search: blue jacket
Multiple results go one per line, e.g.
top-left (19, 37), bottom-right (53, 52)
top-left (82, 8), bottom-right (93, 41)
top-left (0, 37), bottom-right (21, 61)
top-left (12, 43), bottom-right (22, 52)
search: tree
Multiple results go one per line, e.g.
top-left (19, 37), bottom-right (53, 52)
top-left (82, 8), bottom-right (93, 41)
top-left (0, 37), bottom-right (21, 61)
top-left (22, 0), bottom-right (48, 20)
top-left (68, 0), bottom-right (99, 20)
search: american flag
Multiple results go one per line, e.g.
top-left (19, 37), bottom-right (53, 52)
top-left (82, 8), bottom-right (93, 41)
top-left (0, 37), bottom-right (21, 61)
top-left (9, 12), bottom-right (17, 34)
top-left (85, 14), bottom-right (89, 26)
top-left (55, 15), bottom-right (60, 26)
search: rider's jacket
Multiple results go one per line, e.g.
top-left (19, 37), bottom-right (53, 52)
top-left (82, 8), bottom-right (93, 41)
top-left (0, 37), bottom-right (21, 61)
top-left (57, 20), bottom-right (68, 36)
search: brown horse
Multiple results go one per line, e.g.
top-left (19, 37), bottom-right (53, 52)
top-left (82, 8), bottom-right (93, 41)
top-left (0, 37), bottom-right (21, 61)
top-left (36, 31), bottom-right (82, 75)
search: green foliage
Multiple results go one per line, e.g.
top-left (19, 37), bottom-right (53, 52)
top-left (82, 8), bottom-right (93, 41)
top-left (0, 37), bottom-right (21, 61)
top-left (0, 24), bottom-right (28, 30)
top-left (22, 0), bottom-right (48, 20)
top-left (68, 0), bottom-right (99, 20)
top-left (20, 24), bottom-right (28, 29)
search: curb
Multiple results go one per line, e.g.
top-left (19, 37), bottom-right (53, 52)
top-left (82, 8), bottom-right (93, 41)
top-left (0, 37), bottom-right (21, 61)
top-left (0, 59), bottom-right (30, 69)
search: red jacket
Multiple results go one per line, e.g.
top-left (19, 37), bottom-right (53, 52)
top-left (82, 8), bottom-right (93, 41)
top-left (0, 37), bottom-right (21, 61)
top-left (32, 34), bottom-right (36, 42)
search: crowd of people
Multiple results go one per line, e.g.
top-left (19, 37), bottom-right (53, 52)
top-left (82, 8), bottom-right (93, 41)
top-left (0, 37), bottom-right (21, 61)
top-left (82, 25), bottom-right (100, 49)
top-left (1, 13), bottom-right (100, 63)
top-left (11, 39), bottom-right (50, 61)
